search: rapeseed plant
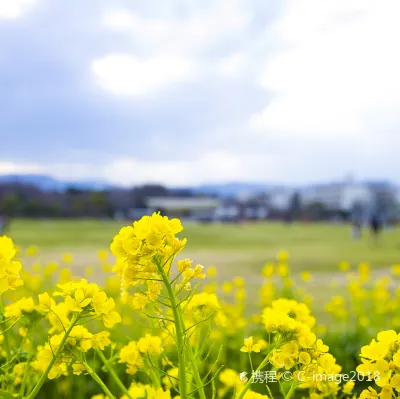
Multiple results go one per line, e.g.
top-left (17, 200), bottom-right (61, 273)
top-left (0, 214), bottom-right (400, 399)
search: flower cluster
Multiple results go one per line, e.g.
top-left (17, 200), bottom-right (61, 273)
top-left (32, 327), bottom-right (111, 379)
top-left (0, 236), bottom-right (23, 293)
top-left (120, 382), bottom-right (171, 399)
top-left (111, 212), bottom-right (185, 288)
top-left (44, 278), bottom-right (121, 328)
top-left (119, 334), bottom-right (163, 375)
top-left (357, 330), bottom-right (400, 399)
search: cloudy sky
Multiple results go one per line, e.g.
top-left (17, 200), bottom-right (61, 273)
top-left (1, 0), bottom-right (399, 186)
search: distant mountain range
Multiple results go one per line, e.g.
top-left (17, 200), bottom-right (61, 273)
top-left (0, 174), bottom-right (397, 196)
top-left (0, 174), bottom-right (114, 192)
top-left (0, 174), bottom-right (286, 196)
top-left (192, 182), bottom-right (285, 197)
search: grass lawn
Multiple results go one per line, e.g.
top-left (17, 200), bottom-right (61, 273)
top-left (7, 218), bottom-right (400, 272)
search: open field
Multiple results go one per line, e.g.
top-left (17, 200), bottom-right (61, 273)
top-left (7, 219), bottom-right (400, 312)
top-left (8, 218), bottom-right (400, 273)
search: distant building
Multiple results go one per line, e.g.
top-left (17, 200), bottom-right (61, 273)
top-left (214, 199), bottom-right (241, 221)
top-left (214, 197), bottom-right (269, 222)
top-left (268, 187), bottom-right (295, 211)
top-left (300, 181), bottom-right (373, 212)
top-left (146, 197), bottom-right (220, 220)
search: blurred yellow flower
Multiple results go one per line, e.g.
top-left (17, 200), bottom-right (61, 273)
top-left (84, 265), bottom-right (94, 277)
top-left (301, 271), bottom-right (312, 282)
top-left (233, 276), bottom-right (245, 288)
top-left (101, 263), bottom-right (112, 273)
top-left (32, 263), bottom-right (41, 273)
top-left (235, 288), bottom-right (247, 302)
top-left (26, 245), bottom-right (38, 257)
top-left (97, 249), bottom-right (108, 262)
top-left (222, 282), bottom-right (233, 293)
top-left (62, 253), bottom-right (73, 263)
top-left (277, 263), bottom-right (289, 277)
top-left (262, 263), bottom-right (274, 278)
top-left (358, 262), bottom-right (370, 283)
top-left (277, 250), bottom-right (289, 262)
top-left (59, 268), bottom-right (72, 283)
top-left (44, 261), bottom-right (59, 277)
top-left (392, 264), bottom-right (400, 276)
top-left (338, 261), bottom-right (350, 272)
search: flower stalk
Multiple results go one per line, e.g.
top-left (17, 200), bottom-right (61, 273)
top-left (156, 259), bottom-right (189, 399)
top-left (84, 361), bottom-right (116, 399)
top-left (26, 314), bottom-right (78, 399)
top-left (236, 345), bottom-right (277, 399)
top-left (96, 348), bottom-right (134, 399)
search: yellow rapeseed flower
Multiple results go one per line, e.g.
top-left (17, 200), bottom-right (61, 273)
top-left (207, 266), bottom-right (217, 277)
top-left (338, 261), bottom-right (350, 272)
top-left (0, 236), bottom-right (24, 294)
top-left (262, 263), bottom-right (274, 278)
top-left (26, 245), bottom-right (38, 257)
top-left (97, 249), bottom-right (108, 262)
top-left (301, 271), bottom-right (312, 282)
top-left (277, 263), bottom-right (289, 277)
top-left (277, 250), bottom-right (289, 262)
top-left (137, 334), bottom-right (163, 355)
top-left (62, 253), bottom-right (73, 263)
top-left (222, 282), bottom-right (233, 293)
top-left (240, 336), bottom-right (261, 353)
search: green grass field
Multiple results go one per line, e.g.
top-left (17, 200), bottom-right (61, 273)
top-left (6, 218), bottom-right (400, 316)
top-left (8, 218), bottom-right (400, 271)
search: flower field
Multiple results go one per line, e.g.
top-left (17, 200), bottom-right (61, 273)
top-left (1, 214), bottom-right (400, 399)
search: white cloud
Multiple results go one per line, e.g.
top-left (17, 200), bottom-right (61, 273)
top-left (92, 53), bottom-right (196, 96)
top-left (27, 151), bottom-right (277, 187)
top-left (0, 0), bottom-right (36, 19)
top-left (94, 1), bottom-right (251, 95)
top-left (0, 161), bottom-right (42, 174)
top-left (100, 151), bottom-right (283, 187)
top-left (101, 10), bottom-right (135, 29)
top-left (217, 52), bottom-right (247, 77)
top-left (5, 0), bottom-right (400, 185)
top-left (250, 0), bottom-right (400, 140)
top-left (101, 1), bottom-right (250, 53)
top-left (102, 152), bottom-right (244, 187)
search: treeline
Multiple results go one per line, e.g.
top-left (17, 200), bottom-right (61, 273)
top-left (0, 183), bottom-right (171, 218)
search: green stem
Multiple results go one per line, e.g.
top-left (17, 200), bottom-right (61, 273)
top-left (18, 355), bottom-right (31, 399)
top-left (146, 357), bottom-right (161, 388)
top-left (186, 343), bottom-right (207, 399)
top-left (96, 348), bottom-right (133, 399)
top-left (18, 323), bottom-right (38, 399)
top-left (84, 362), bottom-right (116, 399)
top-left (26, 314), bottom-right (78, 399)
top-left (284, 383), bottom-right (296, 399)
top-left (235, 346), bottom-right (276, 399)
top-left (156, 260), bottom-right (189, 399)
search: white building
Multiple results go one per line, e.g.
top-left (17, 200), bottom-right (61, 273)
top-left (300, 181), bottom-right (373, 212)
top-left (146, 197), bottom-right (220, 220)
top-left (268, 187), bottom-right (295, 211)
top-left (214, 202), bottom-right (241, 220)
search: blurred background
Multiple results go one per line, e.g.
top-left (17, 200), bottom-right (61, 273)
top-left (1, 1), bottom-right (400, 309)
